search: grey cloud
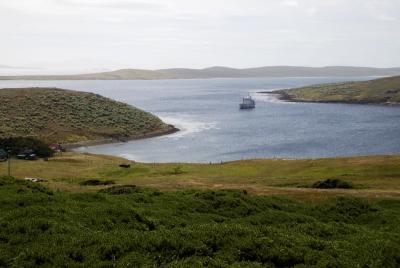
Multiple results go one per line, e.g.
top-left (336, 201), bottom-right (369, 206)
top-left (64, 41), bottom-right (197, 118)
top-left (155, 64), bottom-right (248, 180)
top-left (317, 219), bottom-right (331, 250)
top-left (59, 0), bottom-right (165, 10)
top-left (0, 64), bottom-right (39, 70)
top-left (0, 0), bottom-right (399, 73)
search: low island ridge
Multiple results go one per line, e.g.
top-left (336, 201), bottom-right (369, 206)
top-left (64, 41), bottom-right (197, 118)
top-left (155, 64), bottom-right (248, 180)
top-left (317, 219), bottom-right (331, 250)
top-left (266, 75), bottom-right (400, 105)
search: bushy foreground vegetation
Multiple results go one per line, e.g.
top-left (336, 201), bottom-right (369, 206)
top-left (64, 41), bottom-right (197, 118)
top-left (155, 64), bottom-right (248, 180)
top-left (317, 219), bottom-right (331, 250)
top-left (0, 176), bottom-right (399, 267)
top-left (0, 88), bottom-right (172, 143)
top-left (277, 75), bottom-right (400, 104)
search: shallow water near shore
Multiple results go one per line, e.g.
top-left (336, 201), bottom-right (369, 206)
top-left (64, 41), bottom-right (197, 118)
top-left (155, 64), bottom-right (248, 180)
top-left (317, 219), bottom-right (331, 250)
top-left (1, 77), bottom-right (400, 163)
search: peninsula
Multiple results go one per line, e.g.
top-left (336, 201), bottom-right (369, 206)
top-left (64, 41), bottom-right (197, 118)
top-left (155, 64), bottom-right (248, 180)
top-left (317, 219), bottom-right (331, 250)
top-left (267, 75), bottom-right (400, 105)
top-left (0, 88), bottom-right (176, 144)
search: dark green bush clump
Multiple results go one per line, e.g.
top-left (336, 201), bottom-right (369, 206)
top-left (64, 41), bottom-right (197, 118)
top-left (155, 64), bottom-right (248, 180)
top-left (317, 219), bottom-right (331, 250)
top-left (0, 137), bottom-right (53, 157)
top-left (99, 185), bottom-right (138, 195)
top-left (312, 178), bottom-right (353, 189)
top-left (0, 177), bottom-right (399, 267)
top-left (79, 179), bottom-right (115, 186)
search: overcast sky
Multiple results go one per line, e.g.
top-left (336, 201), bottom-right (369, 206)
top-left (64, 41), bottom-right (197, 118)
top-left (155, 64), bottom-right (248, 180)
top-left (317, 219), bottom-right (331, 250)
top-left (0, 0), bottom-right (399, 74)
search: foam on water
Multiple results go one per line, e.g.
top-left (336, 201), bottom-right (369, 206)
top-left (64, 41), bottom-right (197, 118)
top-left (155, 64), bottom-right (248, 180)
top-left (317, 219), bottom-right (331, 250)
top-left (249, 90), bottom-right (294, 104)
top-left (159, 115), bottom-right (218, 139)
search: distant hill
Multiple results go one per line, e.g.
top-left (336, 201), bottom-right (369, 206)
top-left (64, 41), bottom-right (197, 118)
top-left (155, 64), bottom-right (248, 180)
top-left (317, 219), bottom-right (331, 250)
top-left (272, 75), bottom-right (400, 105)
top-left (1, 66), bottom-right (400, 80)
top-left (0, 88), bottom-right (175, 144)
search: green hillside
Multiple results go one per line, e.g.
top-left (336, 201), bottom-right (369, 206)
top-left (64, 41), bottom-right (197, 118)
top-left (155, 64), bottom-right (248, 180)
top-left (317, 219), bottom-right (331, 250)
top-left (0, 88), bottom-right (174, 144)
top-left (0, 176), bottom-right (399, 267)
top-left (276, 75), bottom-right (400, 104)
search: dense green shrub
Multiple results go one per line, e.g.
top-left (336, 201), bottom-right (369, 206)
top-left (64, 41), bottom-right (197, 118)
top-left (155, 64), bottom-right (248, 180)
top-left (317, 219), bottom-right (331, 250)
top-left (79, 179), bottom-right (115, 186)
top-left (0, 137), bottom-right (53, 157)
top-left (0, 177), bottom-right (399, 267)
top-left (312, 178), bottom-right (353, 189)
top-left (98, 185), bottom-right (139, 195)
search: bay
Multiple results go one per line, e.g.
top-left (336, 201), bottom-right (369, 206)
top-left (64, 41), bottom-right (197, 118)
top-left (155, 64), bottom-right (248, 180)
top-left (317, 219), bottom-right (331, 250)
top-left (1, 76), bottom-right (399, 163)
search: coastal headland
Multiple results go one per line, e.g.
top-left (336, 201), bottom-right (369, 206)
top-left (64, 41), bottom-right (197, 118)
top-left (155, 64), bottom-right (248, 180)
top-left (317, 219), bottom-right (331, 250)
top-left (261, 75), bottom-right (400, 105)
top-left (0, 87), bottom-right (177, 145)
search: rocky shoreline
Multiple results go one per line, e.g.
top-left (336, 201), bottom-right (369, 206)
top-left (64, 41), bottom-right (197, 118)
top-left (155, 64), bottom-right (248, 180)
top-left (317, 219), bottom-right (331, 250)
top-left (63, 124), bottom-right (179, 149)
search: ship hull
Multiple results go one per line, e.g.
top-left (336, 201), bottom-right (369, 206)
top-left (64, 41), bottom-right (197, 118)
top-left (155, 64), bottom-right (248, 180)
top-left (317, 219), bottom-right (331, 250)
top-left (239, 103), bottom-right (255, 109)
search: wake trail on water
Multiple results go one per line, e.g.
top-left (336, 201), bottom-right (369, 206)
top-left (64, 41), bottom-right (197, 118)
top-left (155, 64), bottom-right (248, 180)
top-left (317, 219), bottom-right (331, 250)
top-left (159, 115), bottom-right (219, 139)
top-left (249, 89), bottom-right (294, 104)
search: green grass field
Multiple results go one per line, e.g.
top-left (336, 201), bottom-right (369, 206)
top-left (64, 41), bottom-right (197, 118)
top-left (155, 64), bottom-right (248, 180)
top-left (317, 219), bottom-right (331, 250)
top-left (0, 88), bottom-right (172, 144)
top-left (1, 153), bottom-right (400, 266)
top-left (276, 75), bottom-right (400, 104)
top-left (1, 153), bottom-right (399, 201)
top-left (0, 176), bottom-right (399, 267)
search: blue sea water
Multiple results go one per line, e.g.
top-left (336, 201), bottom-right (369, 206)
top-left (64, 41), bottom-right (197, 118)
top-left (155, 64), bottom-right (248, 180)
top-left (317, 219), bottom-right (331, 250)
top-left (1, 77), bottom-right (400, 163)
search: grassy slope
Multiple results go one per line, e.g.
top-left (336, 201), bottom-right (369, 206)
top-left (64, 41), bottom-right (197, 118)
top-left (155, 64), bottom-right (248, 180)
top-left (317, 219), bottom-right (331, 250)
top-left (0, 176), bottom-right (399, 267)
top-left (0, 88), bottom-right (172, 144)
top-left (1, 153), bottom-right (399, 201)
top-left (277, 75), bottom-right (400, 104)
